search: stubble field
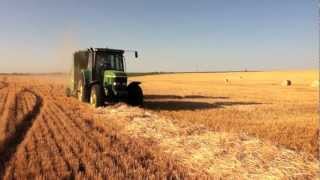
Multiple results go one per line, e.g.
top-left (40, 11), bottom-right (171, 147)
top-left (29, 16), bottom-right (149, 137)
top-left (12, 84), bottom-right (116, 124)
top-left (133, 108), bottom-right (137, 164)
top-left (0, 70), bottom-right (318, 179)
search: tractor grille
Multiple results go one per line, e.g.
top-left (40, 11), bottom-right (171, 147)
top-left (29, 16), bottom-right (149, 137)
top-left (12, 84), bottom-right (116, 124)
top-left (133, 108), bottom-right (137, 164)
top-left (114, 77), bottom-right (127, 90)
top-left (115, 77), bottom-right (127, 84)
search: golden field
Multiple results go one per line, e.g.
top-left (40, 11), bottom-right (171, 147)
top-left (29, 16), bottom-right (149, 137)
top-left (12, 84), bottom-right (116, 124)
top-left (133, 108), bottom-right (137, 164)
top-left (135, 70), bottom-right (319, 157)
top-left (0, 70), bottom-right (318, 179)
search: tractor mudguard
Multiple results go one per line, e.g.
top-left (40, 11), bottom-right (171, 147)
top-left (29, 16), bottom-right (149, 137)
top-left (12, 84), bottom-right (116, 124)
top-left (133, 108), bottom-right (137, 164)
top-left (128, 81), bottom-right (141, 87)
top-left (89, 80), bottom-right (99, 86)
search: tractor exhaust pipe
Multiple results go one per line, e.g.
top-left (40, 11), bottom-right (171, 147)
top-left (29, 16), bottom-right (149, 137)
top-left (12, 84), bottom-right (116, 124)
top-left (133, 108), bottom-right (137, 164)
top-left (124, 50), bottom-right (139, 58)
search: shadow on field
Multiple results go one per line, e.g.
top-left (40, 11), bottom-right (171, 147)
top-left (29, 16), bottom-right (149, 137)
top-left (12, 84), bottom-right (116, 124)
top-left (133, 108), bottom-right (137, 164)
top-left (0, 89), bottom-right (43, 177)
top-left (0, 81), bottom-right (9, 89)
top-left (144, 100), bottom-right (262, 111)
top-left (144, 94), bottom-right (229, 100)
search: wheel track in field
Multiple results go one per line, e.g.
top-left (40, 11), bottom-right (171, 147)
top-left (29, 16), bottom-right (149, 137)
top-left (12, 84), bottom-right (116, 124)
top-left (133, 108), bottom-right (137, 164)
top-left (44, 106), bottom-right (88, 176)
top-left (32, 119), bottom-right (58, 177)
top-left (3, 85), bottom-right (201, 178)
top-left (48, 99), bottom-right (187, 178)
top-left (44, 94), bottom-right (113, 177)
top-left (46, 101), bottom-right (107, 176)
top-left (38, 115), bottom-right (73, 177)
top-left (0, 80), bottom-right (8, 90)
top-left (38, 100), bottom-right (101, 177)
top-left (13, 85), bottom-right (93, 177)
top-left (41, 87), bottom-right (193, 178)
top-left (4, 91), bottom-right (18, 135)
top-left (45, 84), bottom-right (97, 175)
top-left (0, 79), bottom-right (9, 119)
top-left (46, 100), bottom-right (143, 178)
top-left (0, 88), bottom-right (9, 119)
top-left (0, 88), bottom-right (43, 177)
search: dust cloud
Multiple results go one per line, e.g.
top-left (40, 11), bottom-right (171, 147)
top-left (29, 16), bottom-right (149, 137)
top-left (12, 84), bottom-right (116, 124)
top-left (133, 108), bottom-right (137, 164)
top-left (53, 31), bottom-right (79, 73)
top-left (0, 30), bottom-right (79, 74)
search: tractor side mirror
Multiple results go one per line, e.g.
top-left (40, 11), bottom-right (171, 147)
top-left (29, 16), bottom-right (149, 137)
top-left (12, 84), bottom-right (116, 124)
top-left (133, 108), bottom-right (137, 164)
top-left (135, 51), bottom-right (138, 58)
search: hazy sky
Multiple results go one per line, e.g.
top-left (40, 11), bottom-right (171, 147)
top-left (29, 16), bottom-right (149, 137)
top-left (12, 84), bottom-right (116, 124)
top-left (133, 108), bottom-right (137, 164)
top-left (0, 0), bottom-right (317, 73)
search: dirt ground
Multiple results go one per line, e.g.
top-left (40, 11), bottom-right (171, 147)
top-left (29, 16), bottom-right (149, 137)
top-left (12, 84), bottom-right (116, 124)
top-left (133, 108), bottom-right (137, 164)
top-left (0, 71), bottom-right (318, 179)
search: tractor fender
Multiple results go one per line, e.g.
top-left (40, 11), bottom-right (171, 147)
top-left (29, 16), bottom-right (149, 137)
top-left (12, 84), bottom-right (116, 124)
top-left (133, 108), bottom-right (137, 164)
top-left (128, 81), bottom-right (141, 87)
top-left (88, 80), bottom-right (99, 86)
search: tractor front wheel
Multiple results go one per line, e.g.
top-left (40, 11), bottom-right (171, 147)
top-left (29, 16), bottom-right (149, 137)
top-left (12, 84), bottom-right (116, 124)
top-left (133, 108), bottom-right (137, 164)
top-left (90, 85), bottom-right (104, 108)
top-left (127, 84), bottom-right (143, 106)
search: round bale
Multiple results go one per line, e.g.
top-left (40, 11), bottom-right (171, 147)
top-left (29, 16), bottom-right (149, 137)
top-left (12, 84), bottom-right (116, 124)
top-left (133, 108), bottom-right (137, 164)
top-left (281, 80), bottom-right (292, 86)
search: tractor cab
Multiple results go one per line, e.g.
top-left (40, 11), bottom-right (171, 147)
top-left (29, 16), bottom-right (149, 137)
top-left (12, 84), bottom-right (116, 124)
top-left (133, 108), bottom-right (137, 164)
top-left (66, 48), bottom-right (143, 107)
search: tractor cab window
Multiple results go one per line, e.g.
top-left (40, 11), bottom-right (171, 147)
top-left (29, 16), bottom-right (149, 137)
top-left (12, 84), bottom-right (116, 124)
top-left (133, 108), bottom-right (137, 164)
top-left (96, 53), bottom-right (124, 71)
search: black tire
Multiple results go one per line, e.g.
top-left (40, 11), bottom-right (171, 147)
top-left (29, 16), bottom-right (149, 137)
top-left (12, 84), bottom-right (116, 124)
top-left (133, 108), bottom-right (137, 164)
top-left (90, 85), bottom-right (104, 108)
top-left (127, 84), bottom-right (143, 106)
top-left (65, 87), bottom-right (71, 97)
top-left (77, 77), bottom-right (90, 102)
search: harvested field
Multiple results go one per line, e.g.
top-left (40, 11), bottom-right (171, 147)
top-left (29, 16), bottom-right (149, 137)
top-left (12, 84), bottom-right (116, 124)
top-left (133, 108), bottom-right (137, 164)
top-left (0, 71), bottom-right (318, 179)
top-left (0, 76), bottom-right (196, 179)
top-left (135, 70), bottom-right (319, 158)
top-left (95, 104), bottom-right (319, 179)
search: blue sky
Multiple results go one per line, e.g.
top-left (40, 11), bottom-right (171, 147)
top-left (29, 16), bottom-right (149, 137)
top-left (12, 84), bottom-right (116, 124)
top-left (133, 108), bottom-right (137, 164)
top-left (0, 0), bottom-right (317, 72)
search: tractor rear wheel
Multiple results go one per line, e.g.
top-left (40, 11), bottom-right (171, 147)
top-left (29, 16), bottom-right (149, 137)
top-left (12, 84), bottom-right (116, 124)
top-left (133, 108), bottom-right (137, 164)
top-left (77, 78), bottom-right (89, 102)
top-left (90, 85), bottom-right (104, 108)
top-left (127, 84), bottom-right (143, 106)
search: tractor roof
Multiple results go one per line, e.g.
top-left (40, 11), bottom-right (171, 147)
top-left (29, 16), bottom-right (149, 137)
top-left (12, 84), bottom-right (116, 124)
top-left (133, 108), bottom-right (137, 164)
top-left (89, 48), bottom-right (124, 54)
top-left (73, 48), bottom-right (125, 57)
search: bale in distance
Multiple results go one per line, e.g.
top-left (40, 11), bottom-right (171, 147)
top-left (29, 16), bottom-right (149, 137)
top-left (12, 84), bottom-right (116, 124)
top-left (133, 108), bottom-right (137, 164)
top-left (281, 80), bottom-right (292, 86)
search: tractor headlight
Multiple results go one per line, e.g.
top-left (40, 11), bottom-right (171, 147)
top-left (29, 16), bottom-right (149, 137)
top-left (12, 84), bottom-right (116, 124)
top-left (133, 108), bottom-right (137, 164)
top-left (113, 82), bottom-right (117, 86)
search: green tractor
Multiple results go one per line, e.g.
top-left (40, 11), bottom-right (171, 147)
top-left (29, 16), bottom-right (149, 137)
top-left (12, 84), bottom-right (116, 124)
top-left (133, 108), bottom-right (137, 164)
top-left (65, 47), bottom-right (143, 107)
